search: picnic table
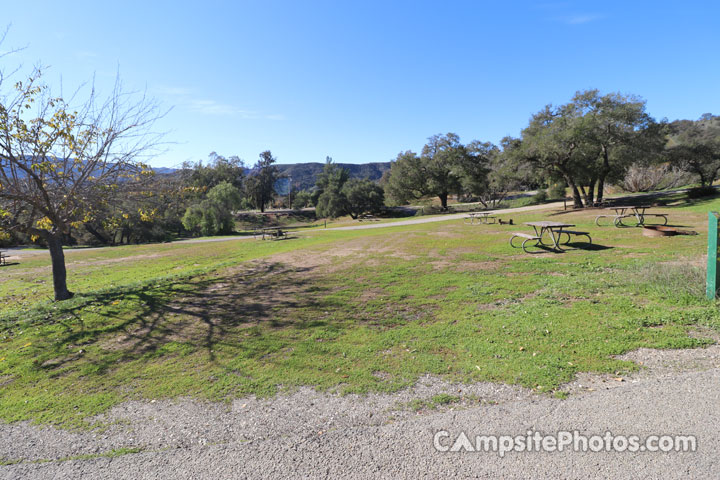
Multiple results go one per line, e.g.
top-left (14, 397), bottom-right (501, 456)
top-left (595, 205), bottom-right (668, 227)
top-left (255, 227), bottom-right (287, 240)
top-left (0, 250), bottom-right (6, 266)
top-left (463, 212), bottom-right (497, 225)
top-left (510, 221), bottom-right (591, 253)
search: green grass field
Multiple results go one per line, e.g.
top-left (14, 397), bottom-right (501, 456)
top-left (2, 196), bottom-right (720, 427)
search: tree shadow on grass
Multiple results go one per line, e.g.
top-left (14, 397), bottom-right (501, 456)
top-left (35, 261), bottom-right (334, 376)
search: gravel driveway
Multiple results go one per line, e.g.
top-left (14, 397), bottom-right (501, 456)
top-left (2, 343), bottom-right (719, 479)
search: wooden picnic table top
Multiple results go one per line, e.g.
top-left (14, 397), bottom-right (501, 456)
top-left (524, 221), bottom-right (575, 228)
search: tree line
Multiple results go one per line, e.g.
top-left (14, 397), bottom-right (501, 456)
top-left (383, 90), bottom-right (720, 210)
top-left (2, 51), bottom-right (719, 300)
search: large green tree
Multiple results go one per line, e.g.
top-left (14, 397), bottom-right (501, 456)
top-left (314, 158), bottom-right (350, 218)
top-left (384, 133), bottom-right (467, 208)
top-left (512, 90), bottom-right (661, 208)
top-left (181, 181), bottom-right (242, 236)
top-left (667, 114), bottom-right (720, 187)
top-left (341, 178), bottom-right (385, 219)
top-left (570, 90), bottom-right (659, 204)
top-left (245, 150), bottom-right (280, 212)
top-left (512, 104), bottom-right (587, 208)
top-left (184, 152), bottom-right (245, 191)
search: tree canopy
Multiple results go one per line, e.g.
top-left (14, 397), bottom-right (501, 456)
top-left (384, 133), bottom-right (470, 208)
top-left (245, 150), bottom-right (280, 212)
top-left (667, 114), bottom-right (720, 187)
top-left (0, 66), bottom-right (162, 300)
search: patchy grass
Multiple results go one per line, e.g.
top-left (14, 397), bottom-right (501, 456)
top-left (2, 198), bottom-right (720, 427)
top-left (402, 394), bottom-right (462, 412)
top-left (2, 447), bottom-right (145, 466)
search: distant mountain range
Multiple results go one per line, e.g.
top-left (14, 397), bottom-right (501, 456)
top-left (0, 163), bottom-right (391, 192)
top-left (275, 162), bottom-right (391, 190)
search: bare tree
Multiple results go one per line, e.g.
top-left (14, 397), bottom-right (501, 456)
top-left (0, 64), bottom-right (163, 300)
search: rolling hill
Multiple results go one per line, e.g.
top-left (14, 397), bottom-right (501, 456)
top-left (276, 162), bottom-right (391, 191)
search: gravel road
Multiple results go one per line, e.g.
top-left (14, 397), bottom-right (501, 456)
top-left (2, 343), bottom-right (719, 479)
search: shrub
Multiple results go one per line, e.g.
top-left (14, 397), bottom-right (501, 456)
top-left (547, 183), bottom-right (567, 199)
top-left (532, 190), bottom-right (548, 204)
top-left (291, 190), bottom-right (313, 210)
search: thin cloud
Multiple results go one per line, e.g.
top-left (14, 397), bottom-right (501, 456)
top-left (558, 13), bottom-right (605, 25)
top-left (187, 99), bottom-right (253, 116)
top-left (154, 85), bottom-right (283, 119)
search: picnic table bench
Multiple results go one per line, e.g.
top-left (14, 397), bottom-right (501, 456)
top-left (510, 221), bottom-right (591, 253)
top-left (595, 206), bottom-right (668, 227)
top-left (464, 212), bottom-right (497, 225)
top-left (255, 227), bottom-right (288, 240)
top-left (509, 232), bottom-right (541, 253)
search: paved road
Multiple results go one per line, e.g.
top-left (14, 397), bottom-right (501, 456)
top-left (4, 201), bottom-right (567, 259)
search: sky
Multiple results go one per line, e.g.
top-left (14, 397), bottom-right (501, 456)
top-left (1, 0), bottom-right (719, 167)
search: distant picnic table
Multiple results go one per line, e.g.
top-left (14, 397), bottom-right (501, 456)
top-left (510, 221), bottom-right (591, 253)
top-left (0, 250), bottom-right (6, 266)
top-left (595, 205), bottom-right (668, 227)
top-left (254, 227), bottom-right (287, 240)
top-left (464, 212), bottom-right (496, 225)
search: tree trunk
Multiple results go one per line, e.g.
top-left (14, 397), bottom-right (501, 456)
top-left (587, 178), bottom-right (596, 206)
top-left (561, 174), bottom-right (584, 208)
top-left (46, 234), bottom-right (73, 301)
top-left (597, 176), bottom-right (606, 203)
top-left (578, 185), bottom-right (589, 206)
top-left (597, 145), bottom-right (610, 204)
top-left (699, 170), bottom-right (708, 187)
top-left (439, 192), bottom-right (448, 209)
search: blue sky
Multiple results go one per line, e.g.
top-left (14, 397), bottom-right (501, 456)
top-left (2, 1), bottom-right (719, 167)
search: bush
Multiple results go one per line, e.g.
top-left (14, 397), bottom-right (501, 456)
top-left (292, 190), bottom-right (313, 210)
top-left (622, 164), bottom-right (691, 193)
top-left (532, 190), bottom-right (548, 204)
top-left (547, 183), bottom-right (567, 199)
top-left (687, 186), bottom-right (717, 199)
top-left (182, 201), bottom-right (235, 236)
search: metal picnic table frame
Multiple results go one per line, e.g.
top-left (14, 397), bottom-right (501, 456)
top-left (524, 221), bottom-right (576, 251)
top-left (594, 206), bottom-right (668, 227)
top-left (254, 227), bottom-right (287, 240)
top-left (463, 212), bottom-right (497, 225)
top-left (510, 221), bottom-right (584, 253)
